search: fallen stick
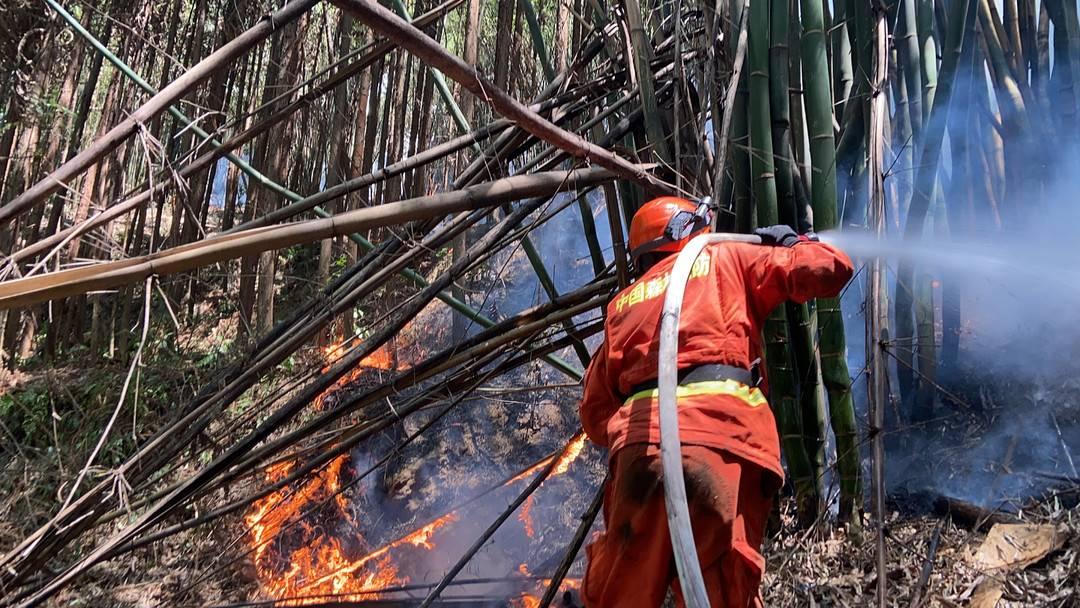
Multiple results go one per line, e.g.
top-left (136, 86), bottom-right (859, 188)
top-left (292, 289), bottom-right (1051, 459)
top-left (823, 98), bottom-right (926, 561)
top-left (907, 520), bottom-right (944, 608)
top-left (933, 495), bottom-right (1019, 531)
top-left (1050, 412), bottom-right (1078, 477)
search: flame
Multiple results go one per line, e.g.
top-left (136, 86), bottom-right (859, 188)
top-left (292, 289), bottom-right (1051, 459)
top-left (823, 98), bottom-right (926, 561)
top-left (245, 451), bottom-right (460, 604)
top-left (245, 335), bottom-right (444, 605)
top-left (245, 325), bottom-right (582, 605)
top-left (323, 338), bottom-right (396, 372)
top-left (296, 513), bottom-right (459, 593)
top-left (511, 578), bottom-right (582, 608)
top-left (506, 432), bottom-right (588, 486)
top-left (358, 344), bottom-right (394, 370)
top-left (519, 496), bottom-right (536, 538)
top-left (552, 433), bottom-right (587, 476)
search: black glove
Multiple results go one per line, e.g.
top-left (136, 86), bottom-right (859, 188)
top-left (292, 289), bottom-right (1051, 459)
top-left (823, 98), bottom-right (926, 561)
top-left (754, 224), bottom-right (800, 247)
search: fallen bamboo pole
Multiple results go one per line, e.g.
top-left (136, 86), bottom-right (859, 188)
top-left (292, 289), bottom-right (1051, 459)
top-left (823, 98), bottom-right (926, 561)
top-left (0, 0), bottom-right (319, 225)
top-left (105, 356), bottom-right (500, 559)
top-left (537, 478), bottom-right (605, 608)
top-left (218, 292), bottom-right (609, 492)
top-left (6, 190), bottom-right (605, 606)
top-left (0, 193), bottom-right (586, 589)
top-left (0, 168), bottom-right (614, 310)
top-left (906, 520), bottom-right (943, 608)
top-left (330, 0), bottom-right (664, 193)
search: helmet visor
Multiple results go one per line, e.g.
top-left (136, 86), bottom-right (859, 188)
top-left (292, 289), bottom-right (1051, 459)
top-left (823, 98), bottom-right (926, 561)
top-left (663, 200), bottom-right (715, 241)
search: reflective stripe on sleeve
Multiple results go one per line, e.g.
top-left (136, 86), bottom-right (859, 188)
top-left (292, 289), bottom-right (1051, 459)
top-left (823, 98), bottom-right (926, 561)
top-left (623, 379), bottom-right (768, 408)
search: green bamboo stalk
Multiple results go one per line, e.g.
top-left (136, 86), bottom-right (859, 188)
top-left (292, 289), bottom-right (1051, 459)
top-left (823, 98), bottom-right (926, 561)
top-left (1018, 0), bottom-right (1038, 85)
top-left (831, 0), bottom-right (854, 121)
top-left (894, 64), bottom-right (915, 221)
top-left (575, 194), bottom-right (607, 277)
top-left (788, 6), bottom-right (811, 198)
top-left (518, 226), bottom-right (592, 365)
top-left (748, 0), bottom-right (777, 219)
top-left (1036, 0), bottom-right (1051, 108)
top-left (769, 0), bottom-right (797, 228)
top-left (621, 0), bottom-right (671, 163)
top-left (1044, 0), bottom-right (1075, 131)
top-left (849, 0), bottom-right (874, 118)
top-left (895, 0), bottom-right (976, 419)
top-left (770, 0), bottom-right (825, 513)
top-left (898, 0), bottom-right (925, 136)
top-left (800, 0), bottom-right (860, 521)
top-left (918, 0), bottom-right (939, 121)
top-left (941, 99), bottom-right (972, 372)
top-left (519, 0), bottom-right (557, 82)
top-left (750, 0), bottom-right (815, 523)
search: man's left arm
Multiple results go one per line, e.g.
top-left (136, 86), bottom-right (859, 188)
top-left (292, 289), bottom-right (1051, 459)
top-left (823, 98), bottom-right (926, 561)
top-left (579, 342), bottom-right (623, 448)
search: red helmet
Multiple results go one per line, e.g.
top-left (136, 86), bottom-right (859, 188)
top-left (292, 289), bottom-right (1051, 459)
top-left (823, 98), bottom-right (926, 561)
top-left (628, 196), bottom-right (714, 261)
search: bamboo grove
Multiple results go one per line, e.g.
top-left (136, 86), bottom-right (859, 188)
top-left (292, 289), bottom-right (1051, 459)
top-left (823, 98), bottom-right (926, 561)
top-left (1, 0), bottom-right (1079, 603)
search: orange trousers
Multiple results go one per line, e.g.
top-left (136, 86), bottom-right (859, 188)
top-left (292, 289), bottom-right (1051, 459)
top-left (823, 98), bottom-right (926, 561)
top-left (582, 444), bottom-right (776, 608)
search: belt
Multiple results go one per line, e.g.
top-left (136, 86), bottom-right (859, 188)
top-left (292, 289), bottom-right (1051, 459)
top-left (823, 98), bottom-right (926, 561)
top-left (627, 362), bottom-right (758, 397)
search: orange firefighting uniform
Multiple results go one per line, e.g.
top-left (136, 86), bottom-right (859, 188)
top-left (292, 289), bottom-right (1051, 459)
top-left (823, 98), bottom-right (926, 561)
top-left (580, 239), bottom-right (854, 608)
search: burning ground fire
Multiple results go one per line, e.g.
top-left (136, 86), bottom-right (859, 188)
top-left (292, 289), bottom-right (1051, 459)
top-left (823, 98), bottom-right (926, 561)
top-left (243, 448), bottom-right (450, 603)
top-left (244, 328), bottom-right (590, 606)
top-left (512, 563), bottom-right (583, 607)
top-left (243, 331), bottom-right (436, 604)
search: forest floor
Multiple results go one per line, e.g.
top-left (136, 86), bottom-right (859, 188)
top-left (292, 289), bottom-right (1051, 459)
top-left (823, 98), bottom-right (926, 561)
top-left (42, 485), bottom-right (1080, 607)
top-left (763, 491), bottom-right (1080, 607)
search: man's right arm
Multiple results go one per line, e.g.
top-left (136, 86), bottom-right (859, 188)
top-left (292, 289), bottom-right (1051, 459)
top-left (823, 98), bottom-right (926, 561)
top-left (743, 239), bottom-right (855, 319)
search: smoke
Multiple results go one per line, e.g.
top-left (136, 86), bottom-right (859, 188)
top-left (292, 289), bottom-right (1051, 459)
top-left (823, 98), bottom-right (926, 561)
top-left (828, 131), bottom-right (1080, 508)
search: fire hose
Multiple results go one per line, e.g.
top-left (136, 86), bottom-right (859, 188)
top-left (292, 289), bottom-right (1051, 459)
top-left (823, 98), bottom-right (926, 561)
top-left (657, 232), bottom-right (762, 608)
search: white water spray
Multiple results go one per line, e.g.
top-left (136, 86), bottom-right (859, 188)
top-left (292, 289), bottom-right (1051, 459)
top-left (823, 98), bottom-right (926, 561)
top-left (818, 230), bottom-right (1080, 289)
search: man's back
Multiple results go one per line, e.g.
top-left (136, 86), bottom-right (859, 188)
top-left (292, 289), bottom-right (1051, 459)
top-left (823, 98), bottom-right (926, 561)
top-left (579, 238), bottom-right (854, 477)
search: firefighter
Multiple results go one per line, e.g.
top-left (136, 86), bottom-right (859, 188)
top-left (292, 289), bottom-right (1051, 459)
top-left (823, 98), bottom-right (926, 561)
top-left (579, 196), bottom-right (854, 608)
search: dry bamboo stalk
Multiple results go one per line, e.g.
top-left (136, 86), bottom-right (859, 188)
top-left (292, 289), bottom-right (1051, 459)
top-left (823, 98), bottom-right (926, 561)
top-left (330, 0), bottom-right (664, 192)
top-left (5, 0), bottom-right (462, 267)
top-left (0, 168), bottom-right (614, 310)
top-left (0, 0), bottom-right (319, 227)
top-left (102, 288), bottom-right (607, 552)
top-left (0, 78), bottom-right (609, 583)
top-left (5, 174), bottom-right (607, 604)
top-left (867, 6), bottom-right (890, 608)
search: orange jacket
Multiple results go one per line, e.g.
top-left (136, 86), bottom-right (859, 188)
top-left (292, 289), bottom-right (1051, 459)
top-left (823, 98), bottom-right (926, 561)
top-left (580, 239), bottom-right (854, 478)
